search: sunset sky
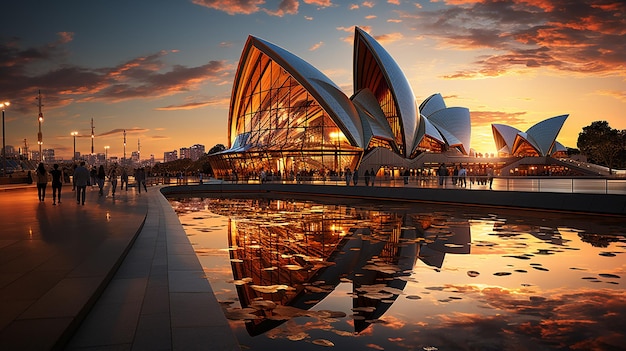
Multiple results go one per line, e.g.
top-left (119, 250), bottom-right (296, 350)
top-left (0, 0), bottom-right (624, 161)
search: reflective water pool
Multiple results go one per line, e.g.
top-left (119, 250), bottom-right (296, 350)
top-left (169, 196), bottom-right (626, 351)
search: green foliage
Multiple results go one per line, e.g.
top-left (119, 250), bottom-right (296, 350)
top-left (577, 121), bottom-right (626, 172)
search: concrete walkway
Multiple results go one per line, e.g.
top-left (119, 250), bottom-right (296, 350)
top-left (0, 183), bottom-right (239, 350)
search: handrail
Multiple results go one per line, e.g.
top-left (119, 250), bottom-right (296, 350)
top-left (158, 174), bottom-right (626, 195)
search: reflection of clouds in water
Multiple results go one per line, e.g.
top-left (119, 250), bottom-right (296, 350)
top-left (412, 286), bottom-right (626, 350)
top-left (170, 197), bottom-right (626, 350)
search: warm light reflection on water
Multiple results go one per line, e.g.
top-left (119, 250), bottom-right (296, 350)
top-left (170, 196), bottom-right (626, 351)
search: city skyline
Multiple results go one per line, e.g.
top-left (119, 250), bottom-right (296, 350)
top-left (0, 0), bottom-right (624, 161)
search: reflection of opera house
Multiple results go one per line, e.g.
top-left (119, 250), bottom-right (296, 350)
top-left (208, 27), bottom-right (598, 178)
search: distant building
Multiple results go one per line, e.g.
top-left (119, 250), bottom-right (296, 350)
top-left (131, 151), bottom-right (140, 164)
top-left (179, 147), bottom-right (190, 160)
top-left (164, 150), bottom-right (178, 162)
top-left (178, 144), bottom-right (205, 161)
top-left (190, 144), bottom-right (205, 161)
top-left (2, 145), bottom-right (16, 158)
top-left (42, 149), bottom-right (55, 163)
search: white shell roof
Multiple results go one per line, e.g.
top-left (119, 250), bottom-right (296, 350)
top-left (352, 89), bottom-right (396, 143)
top-left (426, 107), bottom-right (471, 155)
top-left (525, 114), bottom-right (568, 156)
top-left (493, 114), bottom-right (568, 156)
top-left (419, 93), bottom-right (447, 118)
top-left (355, 27), bottom-right (418, 156)
top-left (492, 124), bottom-right (522, 155)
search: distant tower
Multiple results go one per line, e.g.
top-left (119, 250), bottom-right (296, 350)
top-left (37, 90), bottom-right (44, 161)
top-left (23, 139), bottom-right (28, 160)
top-left (123, 129), bottom-right (126, 164)
top-left (91, 118), bottom-right (95, 155)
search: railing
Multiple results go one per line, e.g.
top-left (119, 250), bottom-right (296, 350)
top-left (193, 175), bottom-right (626, 195)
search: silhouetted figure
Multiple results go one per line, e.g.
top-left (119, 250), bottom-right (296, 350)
top-left (74, 161), bottom-right (90, 205)
top-left (120, 167), bottom-right (129, 191)
top-left (97, 165), bottom-right (106, 196)
top-left (50, 163), bottom-right (63, 205)
top-left (109, 166), bottom-right (118, 197)
top-left (36, 162), bottom-right (47, 202)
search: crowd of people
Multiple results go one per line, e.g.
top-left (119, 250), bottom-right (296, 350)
top-left (31, 162), bottom-right (151, 205)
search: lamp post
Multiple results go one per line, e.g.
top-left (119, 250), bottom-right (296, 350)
top-left (104, 146), bottom-right (109, 167)
top-left (1, 101), bottom-right (10, 175)
top-left (71, 131), bottom-right (78, 162)
top-left (37, 90), bottom-right (43, 162)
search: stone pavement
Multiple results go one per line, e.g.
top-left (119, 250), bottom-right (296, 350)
top-left (0, 183), bottom-right (239, 350)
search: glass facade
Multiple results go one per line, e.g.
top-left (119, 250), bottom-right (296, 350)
top-left (211, 45), bottom-right (361, 180)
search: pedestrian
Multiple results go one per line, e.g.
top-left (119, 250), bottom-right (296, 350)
top-left (50, 163), bottom-right (63, 205)
top-left (71, 163), bottom-right (77, 191)
top-left (90, 166), bottom-right (97, 188)
top-left (97, 165), bottom-right (106, 196)
top-left (370, 168), bottom-right (375, 186)
top-left (36, 162), bottom-right (48, 202)
top-left (352, 168), bottom-right (359, 186)
top-left (135, 167), bottom-right (147, 193)
top-left (487, 165), bottom-right (494, 190)
top-left (458, 164), bottom-right (467, 187)
top-left (120, 167), bottom-right (129, 191)
top-left (344, 168), bottom-right (351, 186)
top-left (140, 167), bottom-right (148, 192)
top-left (74, 161), bottom-right (90, 205)
top-left (109, 166), bottom-right (118, 197)
top-left (364, 169), bottom-right (370, 186)
top-left (437, 164), bottom-right (447, 186)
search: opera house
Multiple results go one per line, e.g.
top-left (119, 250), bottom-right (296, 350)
top-left (208, 27), bottom-right (587, 178)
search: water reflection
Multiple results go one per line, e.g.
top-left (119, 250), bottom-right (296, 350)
top-left (171, 197), bottom-right (626, 351)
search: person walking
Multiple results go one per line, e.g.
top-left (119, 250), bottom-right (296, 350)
top-left (71, 163), bottom-right (77, 191)
top-left (458, 164), bottom-right (467, 187)
top-left (50, 163), bottom-right (63, 205)
top-left (370, 168), bottom-right (376, 186)
top-left (140, 167), bottom-right (148, 192)
top-left (437, 163), bottom-right (447, 186)
top-left (73, 161), bottom-right (90, 205)
top-left (90, 166), bottom-right (97, 189)
top-left (109, 166), bottom-right (118, 197)
top-left (120, 167), bottom-right (129, 191)
top-left (487, 165), bottom-right (495, 190)
top-left (36, 162), bottom-right (48, 202)
top-left (97, 165), bottom-right (106, 196)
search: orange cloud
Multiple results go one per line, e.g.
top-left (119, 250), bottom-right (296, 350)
top-left (303, 0), bottom-right (333, 6)
top-left (309, 41), bottom-right (324, 51)
top-left (408, 0), bottom-right (626, 78)
top-left (191, 0), bottom-right (265, 15)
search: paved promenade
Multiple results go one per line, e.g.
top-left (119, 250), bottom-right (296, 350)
top-left (0, 183), bottom-right (239, 350)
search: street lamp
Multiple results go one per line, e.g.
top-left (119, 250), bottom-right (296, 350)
top-left (104, 146), bottom-right (109, 166)
top-left (37, 90), bottom-right (43, 162)
top-left (71, 131), bottom-right (78, 161)
top-left (1, 101), bottom-right (10, 174)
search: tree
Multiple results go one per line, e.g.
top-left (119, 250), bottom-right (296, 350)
top-left (208, 144), bottom-right (226, 155)
top-left (577, 121), bottom-right (624, 174)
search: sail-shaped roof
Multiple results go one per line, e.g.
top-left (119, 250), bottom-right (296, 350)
top-left (353, 27), bottom-right (418, 157)
top-left (229, 35), bottom-right (364, 149)
top-left (492, 115), bottom-right (569, 157)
